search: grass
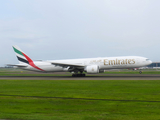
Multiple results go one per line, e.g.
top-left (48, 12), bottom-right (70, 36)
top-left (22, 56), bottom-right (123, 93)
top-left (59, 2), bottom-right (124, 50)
top-left (0, 68), bottom-right (70, 76)
top-left (0, 80), bottom-right (160, 119)
top-left (1, 68), bottom-right (160, 76)
top-left (104, 70), bottom-right (160, 74)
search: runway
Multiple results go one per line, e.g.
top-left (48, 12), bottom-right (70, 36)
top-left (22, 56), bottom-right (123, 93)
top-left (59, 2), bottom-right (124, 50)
top-left (1, 74), bottom-right (160, 80)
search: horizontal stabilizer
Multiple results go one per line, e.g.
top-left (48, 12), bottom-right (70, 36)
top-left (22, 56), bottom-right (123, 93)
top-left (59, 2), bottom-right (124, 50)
top-left (7, 64), bottom-right (28, 67)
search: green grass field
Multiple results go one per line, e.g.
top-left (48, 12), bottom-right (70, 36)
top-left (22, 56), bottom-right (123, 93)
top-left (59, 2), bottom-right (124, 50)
top-left (1, 68), bottom-right (160, 76)
top-left (0, 80), bottom-right (160, 120)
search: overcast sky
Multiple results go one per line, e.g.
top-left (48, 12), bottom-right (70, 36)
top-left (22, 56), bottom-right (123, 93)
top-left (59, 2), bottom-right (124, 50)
top-left (1, 0), bottom-right (160, 66)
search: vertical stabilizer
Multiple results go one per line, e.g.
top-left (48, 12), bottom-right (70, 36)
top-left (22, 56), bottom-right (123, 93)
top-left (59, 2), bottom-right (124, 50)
top-left (12, 45), bottom-right (44, 71)
top-left (12, 45), bottom-right (31, 64)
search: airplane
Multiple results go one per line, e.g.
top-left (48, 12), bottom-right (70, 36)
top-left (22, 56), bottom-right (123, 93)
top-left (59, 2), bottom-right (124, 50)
top-left (7, 45), bottom-right (152, 77)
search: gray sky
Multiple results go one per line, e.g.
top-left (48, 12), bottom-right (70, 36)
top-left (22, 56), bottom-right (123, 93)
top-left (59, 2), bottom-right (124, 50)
top-left (1, 0), bottom-right (160, 66)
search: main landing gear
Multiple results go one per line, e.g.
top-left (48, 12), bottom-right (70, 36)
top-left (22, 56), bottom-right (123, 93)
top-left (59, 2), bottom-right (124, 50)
top-left (72, 74), bottom-right (86, 77)
top-left (139, 70), bottom-right (142, 74)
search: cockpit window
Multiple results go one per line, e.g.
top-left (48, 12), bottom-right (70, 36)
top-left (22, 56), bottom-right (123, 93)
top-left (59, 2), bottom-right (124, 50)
top-left (146, 59), bottom-right (150, 61)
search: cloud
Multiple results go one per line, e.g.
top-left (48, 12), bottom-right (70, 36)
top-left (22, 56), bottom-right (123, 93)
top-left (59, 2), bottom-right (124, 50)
top-left (0, 0), bottom-right (160, 66)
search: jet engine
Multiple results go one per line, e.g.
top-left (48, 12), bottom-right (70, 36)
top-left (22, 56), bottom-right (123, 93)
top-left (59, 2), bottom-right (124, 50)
top-left (85, 65), bottom-right (99, 74)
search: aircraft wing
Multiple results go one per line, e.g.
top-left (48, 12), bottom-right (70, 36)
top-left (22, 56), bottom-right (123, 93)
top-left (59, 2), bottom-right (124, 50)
top-left (50, 62), bottom-right (85, 67)
top-left (7, 64), bottom-right (28, 67)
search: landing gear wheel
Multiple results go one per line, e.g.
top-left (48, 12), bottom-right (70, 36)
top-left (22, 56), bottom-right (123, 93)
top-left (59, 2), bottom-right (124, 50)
top-left (139, 71), bottom-right (142, 74)
top-left (77, 74), bottom-right (81, 77)
top-left (82, 74), bottom-right (85, 77)
top-left (72, 74), bottom-right (75, 77)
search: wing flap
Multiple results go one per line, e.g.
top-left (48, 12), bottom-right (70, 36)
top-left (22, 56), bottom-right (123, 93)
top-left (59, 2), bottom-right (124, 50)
top-left (50, 62), bottom-right (85, 67)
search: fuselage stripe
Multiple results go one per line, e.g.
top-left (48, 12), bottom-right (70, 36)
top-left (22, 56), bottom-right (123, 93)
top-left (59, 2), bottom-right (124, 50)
top-left (16, 53), bottom-right (27, 60)
top-left (13, 47), bottom-right (24, 56)
top-left (17, 56), bottom-right (29, 64)
top-left (22, 53), bottom-right (44, 71)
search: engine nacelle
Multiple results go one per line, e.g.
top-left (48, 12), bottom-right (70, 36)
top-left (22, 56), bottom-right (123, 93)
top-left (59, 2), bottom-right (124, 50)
top-left (85, 65), bottom-right (99, 74)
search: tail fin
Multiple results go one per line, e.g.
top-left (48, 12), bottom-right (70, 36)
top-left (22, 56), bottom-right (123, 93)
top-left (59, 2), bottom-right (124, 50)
top-left (12, 45), bottom-right (33, 65)
top-left (12, 45), bottom-right (44, 71)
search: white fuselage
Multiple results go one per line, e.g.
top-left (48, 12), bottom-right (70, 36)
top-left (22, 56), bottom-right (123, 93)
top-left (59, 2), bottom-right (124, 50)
top-left (21, 56), bottom-right (152, 72)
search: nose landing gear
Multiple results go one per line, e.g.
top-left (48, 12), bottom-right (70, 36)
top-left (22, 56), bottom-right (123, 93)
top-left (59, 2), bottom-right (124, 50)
top-left (139, 70), bottom-right (142, 74)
